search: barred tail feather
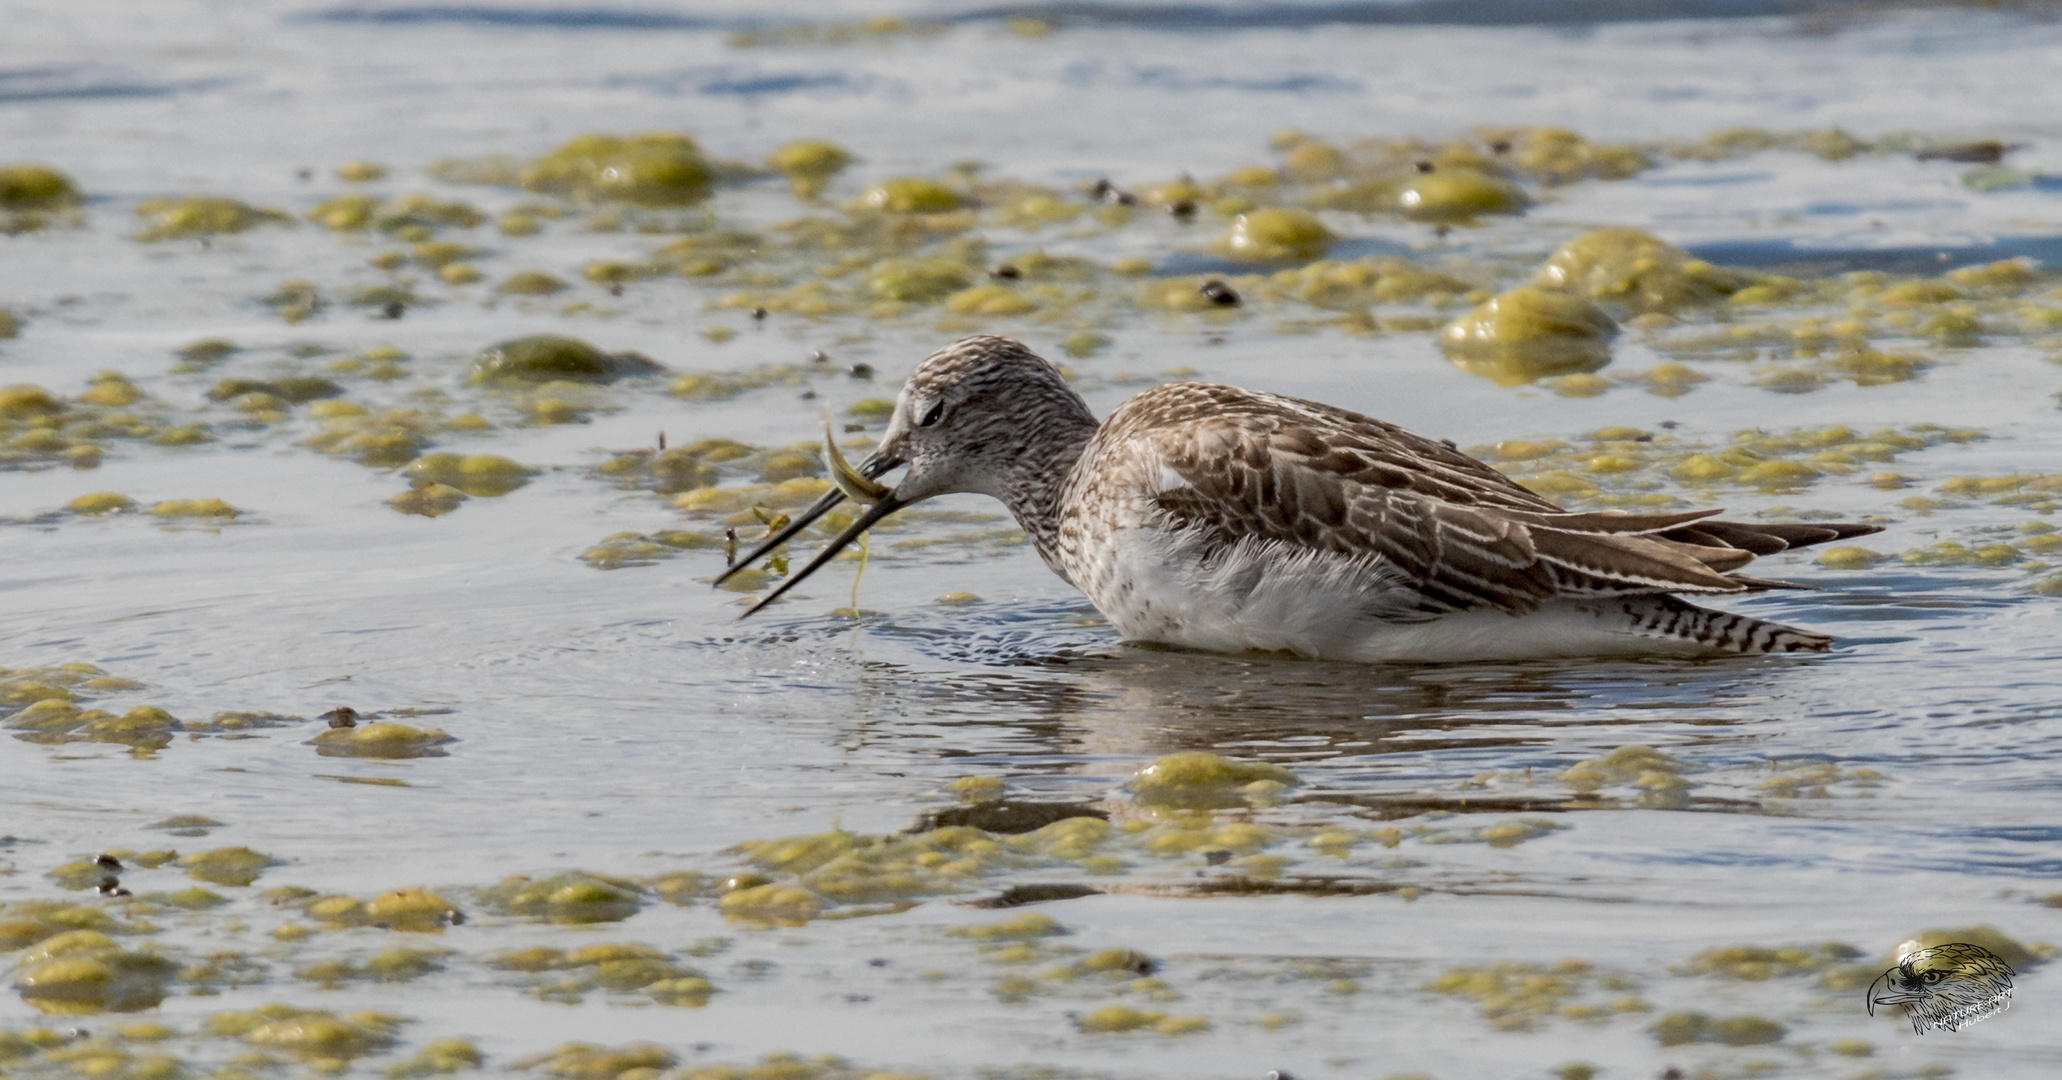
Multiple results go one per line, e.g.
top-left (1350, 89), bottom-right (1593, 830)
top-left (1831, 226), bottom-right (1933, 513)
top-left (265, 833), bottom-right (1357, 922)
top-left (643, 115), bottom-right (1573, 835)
top-left (1612, 594), bottom-right (1833, 654)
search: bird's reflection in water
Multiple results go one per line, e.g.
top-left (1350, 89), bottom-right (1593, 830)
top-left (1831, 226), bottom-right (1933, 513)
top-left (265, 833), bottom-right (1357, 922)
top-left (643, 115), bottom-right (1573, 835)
top-left (840, 600), bottom-right (1823, 767)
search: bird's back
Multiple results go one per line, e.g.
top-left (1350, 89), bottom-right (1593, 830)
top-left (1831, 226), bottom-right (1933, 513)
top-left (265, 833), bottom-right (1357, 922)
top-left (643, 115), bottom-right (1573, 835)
top-left (1053, 381), bottom-right (1876, 660)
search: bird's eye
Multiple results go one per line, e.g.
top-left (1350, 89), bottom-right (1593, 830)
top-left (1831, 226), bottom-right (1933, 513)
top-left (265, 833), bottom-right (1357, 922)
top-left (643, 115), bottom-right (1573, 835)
top-left (918, 400), bottom-right (946, 428)
top-left (1923, 971), bottom-right (1944, 983)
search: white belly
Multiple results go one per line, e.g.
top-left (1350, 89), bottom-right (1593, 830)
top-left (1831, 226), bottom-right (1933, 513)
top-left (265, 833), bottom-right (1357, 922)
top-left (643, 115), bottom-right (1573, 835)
top-left (1076, 527), bottom-right (1717, 663)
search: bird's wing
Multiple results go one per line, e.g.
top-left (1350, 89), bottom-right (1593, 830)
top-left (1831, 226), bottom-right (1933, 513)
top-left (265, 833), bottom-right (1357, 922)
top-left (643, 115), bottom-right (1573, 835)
top-left (1108, 384), bottom-right (1756, 615)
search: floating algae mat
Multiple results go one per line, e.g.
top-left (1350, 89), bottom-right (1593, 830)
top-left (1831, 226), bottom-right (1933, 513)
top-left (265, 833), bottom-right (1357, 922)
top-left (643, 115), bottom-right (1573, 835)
top-left (7, 4), bottom-right (2062, 1079)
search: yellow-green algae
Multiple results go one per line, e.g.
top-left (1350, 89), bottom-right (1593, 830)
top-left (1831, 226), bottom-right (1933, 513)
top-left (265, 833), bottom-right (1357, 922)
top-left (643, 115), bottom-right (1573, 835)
top-left (478, 872), bottom-right (647, 923)
top-left (1395, 168), bottom-right (1528, 222)
top-left (133, 197), bottom-right (293, 241)
top-left (1424, 959), bottom-right (1646, 1031)
top-left (0, 164), bottom-right (82, 209)
top-left (1649, 1012), bottom-right (1785, 1046)
top-left (859, 178), bottom-right (967, 214)
top-left (7, 701), bottom-right (186, 752)
top-left (291, 887), bottom-right (464, 933)
top-left (1128, 752), bottom-right (1299, 809)
top-left (400, 453), bottom-right (535, 497)
top-left (305, 408), bottom-right (450, 467)
top-left (208, 1005), bottom-right (405, 1065)
top-left (487, 942), bottom-right (716, 1006)
top-left (387, 1038), bottom-right (485, 1078)
top-left (0, 901), bottom-right (136, 952)
top-left (13, 931), bottom-right (178, 1015)
top-left (468, 335), bottom-right (662, 385)
top-left (179, 847), bottom-right (278, 887)
top-left (1074, 1006), bottom-right (1210, 1035)
top-left (767, 140), bottom-right (853, 198)
top-left (518, 133), bottom-right (713, 205)
top-left (309, 721), bottom-right (455, 759)
top-left (1214, 208), bottom-right (1334, 262)
top-left (1536, 229), bottom-right (1753, 314)
top-left (1464, 421), bottom-right (1979, 510)
top-left (1676, 942), bottom-right (1862, 979)
top-left (150, 498), bottom-right (239, 520)
top-left (948, 912), bottom-right (1068, 941)
top-left (1440, 285), bottom-right (1618, 385)
top-left (206, 376), bottom-right (344, 406)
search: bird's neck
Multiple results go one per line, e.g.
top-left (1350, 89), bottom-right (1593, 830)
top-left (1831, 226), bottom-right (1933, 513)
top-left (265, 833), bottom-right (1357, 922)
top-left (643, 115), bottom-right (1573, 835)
top-left (991, 401), bottom-right (1100, 571)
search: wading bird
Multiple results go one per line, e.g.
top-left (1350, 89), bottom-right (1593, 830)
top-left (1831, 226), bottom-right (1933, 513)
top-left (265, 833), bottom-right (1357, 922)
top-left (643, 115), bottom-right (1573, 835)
top-left (718, 336), bottom-right (1879, 661)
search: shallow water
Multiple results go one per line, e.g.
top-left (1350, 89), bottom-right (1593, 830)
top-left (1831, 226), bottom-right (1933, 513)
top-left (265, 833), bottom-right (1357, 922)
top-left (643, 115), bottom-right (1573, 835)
top-left (6, 3), bottom-right (2062, 1079)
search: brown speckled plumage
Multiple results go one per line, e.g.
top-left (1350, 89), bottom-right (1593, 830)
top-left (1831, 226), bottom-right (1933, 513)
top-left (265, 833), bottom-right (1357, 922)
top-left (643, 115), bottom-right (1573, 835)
top-left (729, 336), bottom-right (1881, 660)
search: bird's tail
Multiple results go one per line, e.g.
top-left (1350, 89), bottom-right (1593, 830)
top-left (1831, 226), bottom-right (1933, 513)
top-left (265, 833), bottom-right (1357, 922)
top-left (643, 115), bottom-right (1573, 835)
top-left (1605, 594), bottom-right (1833, 654)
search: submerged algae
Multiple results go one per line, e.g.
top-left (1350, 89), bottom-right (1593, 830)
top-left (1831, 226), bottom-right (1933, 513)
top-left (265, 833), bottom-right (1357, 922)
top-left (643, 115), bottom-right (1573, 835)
top-left (1537, 229), bottom-right (1753, 315)
top-left (310, 722), bottom-right (455, 759)
top-left (520, 134), bottom-right (714, 205)
top-left (133, 198), bottom-right (293, 241)
top-left (400, 453), bottom-right (535, 498)
top-left (13, 932), bottom-right (179, 1015)
top-left (768, 141), bottom-right (853, 199)
top-left (0, 164), bottom-right (81, 209)
top-left (1214, 209), bottom-right (1334, 263)
top-left (1128, 753), bottom-right (1299, 809)
top-left (468, 336), bottom-right (663, 385)
top-left (478, 873), bottom-right (647, 924)
top-left (1440, 285), bottom-right (1618, 386)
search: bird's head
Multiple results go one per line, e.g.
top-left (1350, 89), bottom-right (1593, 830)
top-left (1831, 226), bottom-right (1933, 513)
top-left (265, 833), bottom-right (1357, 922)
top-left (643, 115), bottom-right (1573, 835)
top-left (716, 336), bottom-right (1090, 615)
top-left (1868, 942), bottom-right (2015, 1032)
top-left (866, 335), bottom-right (1086, 504)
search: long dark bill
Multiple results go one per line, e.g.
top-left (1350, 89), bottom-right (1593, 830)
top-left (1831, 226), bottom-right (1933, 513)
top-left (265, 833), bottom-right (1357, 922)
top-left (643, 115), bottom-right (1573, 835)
top-left (738, 493), bottom-right (906, 618)
top-left (712, 487), bottom-right (846, 587)
top-left (713, 451), bottom-right (900, 588)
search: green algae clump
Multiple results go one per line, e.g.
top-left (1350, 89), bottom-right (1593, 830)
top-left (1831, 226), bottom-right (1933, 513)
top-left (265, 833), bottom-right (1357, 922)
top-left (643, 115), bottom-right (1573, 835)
top-left (948, 912), bottom-right (1067, 941)
top-left (390, 483), bottom-right (467, 517)
top-left (1, 164), bottom-right (82, 209)
top-left (1439, 284), bottom-right (1618, 386)
top-left (866, 259), bottom-right (973, 303)
top-left (389, 1038), bottom-right (485, 1077)
top-left (310, 721), bottom-right (456, 759)
top-left (244, 1008), bottom-right (403, 1063)
top-left (180, 846), bottom-right (278, 886)
top-left (1535, 229), bottom-right (1753, 314)
top-left (1649, 1011), bottom-right (1785, 1046)
top-left (1679, 942), bottom-right (1862, 980)
top-left (479, 872), bottom-right (647, 924)
top-left (1395, 168), bottom-right (1529, 222)
top-left (1215, 208), bottom-right (1334, 262)
top-left (1129, 752), bottom-right (1299, 809)
top-left (860, 178), bottom-right (967, 214)
top-left (498, 271), bottom-right (571, 296)
top-left (13, 931), bottom-right (177, 1015)
top-left (768, 140), bottom-right (853, 198)
top-left (150, 498), bottom-right (238, 520)
top-left (67, 492), bottom-right (136, 516)
top-left (468, 335), bottom-right (661, 385)
top-left (402, 453), bottom-right (536, 497)
top-left (516, 1042), bottom-right (675, 1080)
top-left (133, 197), bottom-right (292, 241)
top-left (1, 383), bottom-right (62, 418)
top-left (520, 133), bottom-right (713, 205)
top-left (363, 888), bottom-right (464, 932)
top-left (1817, 545), bottom-right (1887, 569)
